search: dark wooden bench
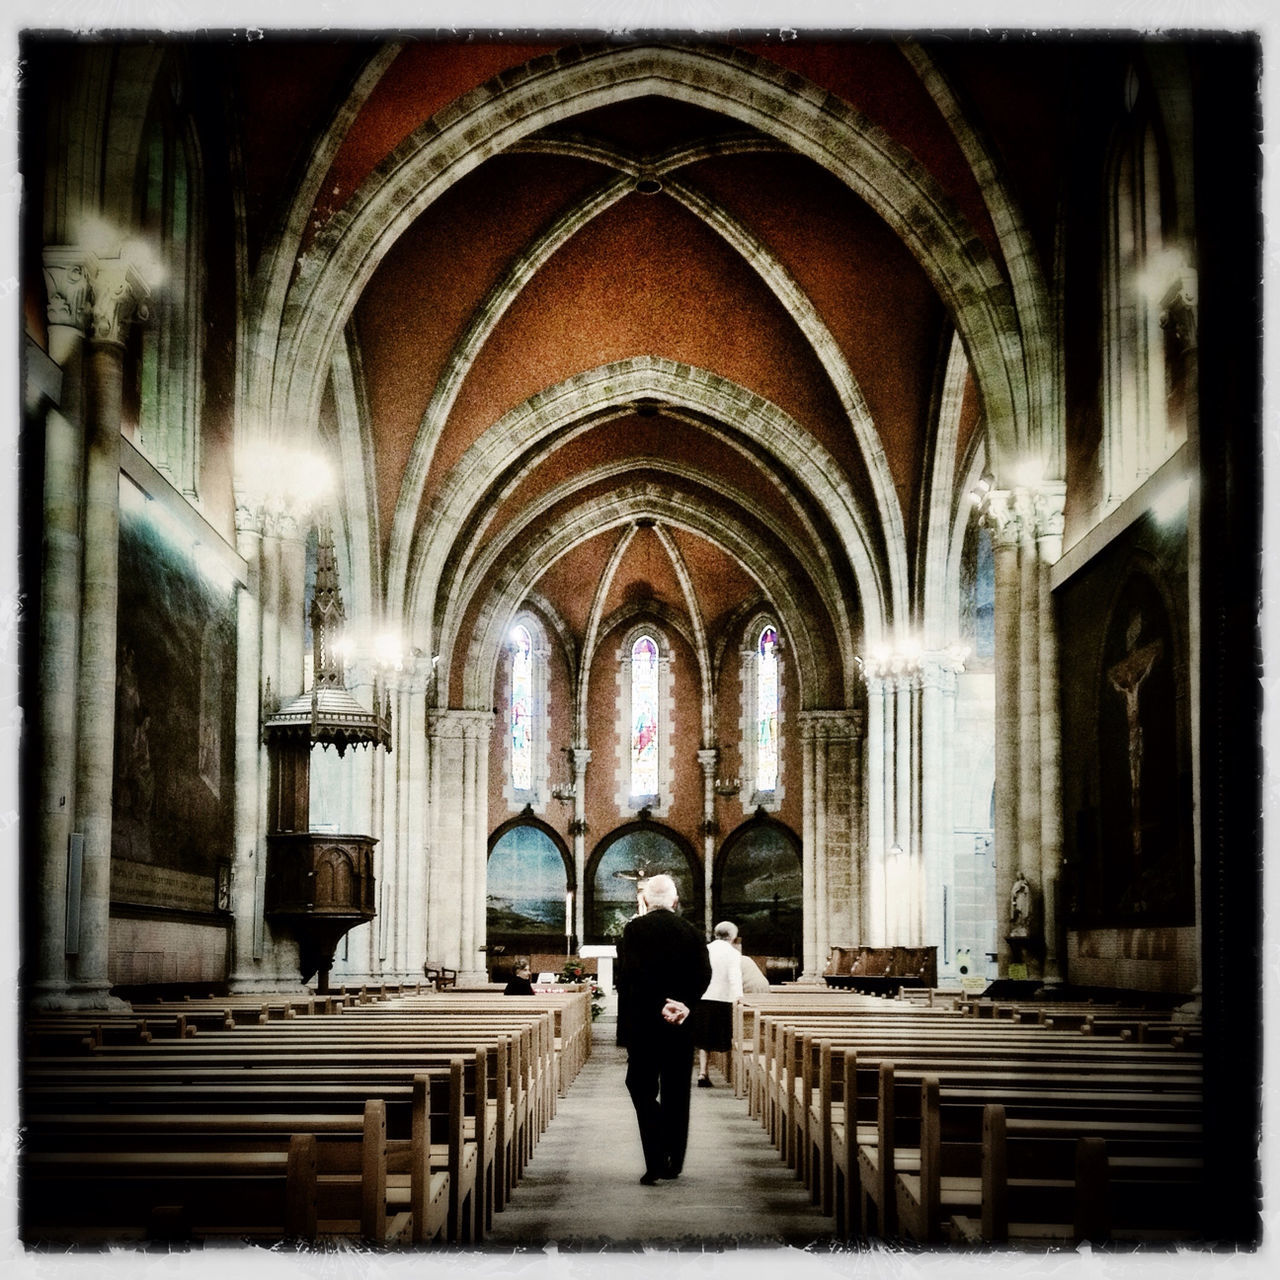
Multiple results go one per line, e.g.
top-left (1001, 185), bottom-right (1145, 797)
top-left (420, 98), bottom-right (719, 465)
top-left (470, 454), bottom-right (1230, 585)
top-left (894, 1079), bottom-right (1205, 1243)
top-left (22, 1060), bottom-right (473, 1244)
top-left (946, 1102), bottom-right (1205, 1245)
top-left (21, 1098), bottom-right (429, 1243)
top-left (21, 1134), bottom-right (319, 1244)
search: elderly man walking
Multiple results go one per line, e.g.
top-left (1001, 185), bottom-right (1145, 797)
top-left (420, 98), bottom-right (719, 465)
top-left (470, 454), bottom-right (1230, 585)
top-left (615, 873), bottom-right (712, 1185)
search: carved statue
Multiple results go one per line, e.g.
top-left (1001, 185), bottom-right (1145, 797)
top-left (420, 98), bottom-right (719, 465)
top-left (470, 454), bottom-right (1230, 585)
top-left (1009, 872), bottom-right (1032, 936)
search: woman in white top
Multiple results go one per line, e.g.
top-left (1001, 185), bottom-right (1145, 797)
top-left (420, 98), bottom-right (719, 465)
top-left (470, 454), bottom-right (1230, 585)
top-left (694, 921), bottom-right (744, 1086)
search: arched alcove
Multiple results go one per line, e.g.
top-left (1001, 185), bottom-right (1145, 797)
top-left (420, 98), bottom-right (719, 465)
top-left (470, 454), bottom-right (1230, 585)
top-left (586, 822), bottom-right (701, 943)
top-left (486, 818), bottom-right (573, 954)
top-left (713, 818), bottom-right (803, 964)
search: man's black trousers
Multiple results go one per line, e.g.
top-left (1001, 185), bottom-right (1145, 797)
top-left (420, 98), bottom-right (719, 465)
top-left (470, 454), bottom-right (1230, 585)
top-left (625, 1027), bottom-right (695, 1178)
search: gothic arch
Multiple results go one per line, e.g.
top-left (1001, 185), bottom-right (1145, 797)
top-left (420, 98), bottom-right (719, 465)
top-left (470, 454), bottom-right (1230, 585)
top-left (585, 820), bottom-right (703, 943)
top-left (455, 483), bottom-right (836, 712)
top-left (257, 42), bottom-right (1030, 496)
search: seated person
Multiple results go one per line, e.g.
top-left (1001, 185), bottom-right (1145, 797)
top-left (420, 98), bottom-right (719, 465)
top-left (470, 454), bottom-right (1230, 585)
top-left (504, 961), bottom-right (535, 995)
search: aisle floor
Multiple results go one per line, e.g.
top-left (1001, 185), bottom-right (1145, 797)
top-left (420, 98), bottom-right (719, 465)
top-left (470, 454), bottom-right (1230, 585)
top-left (481, 1017), bottom-right (837, 1251)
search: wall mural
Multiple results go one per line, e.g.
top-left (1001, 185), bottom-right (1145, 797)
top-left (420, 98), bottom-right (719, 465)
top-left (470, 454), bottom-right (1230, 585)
top-left (486, 823), bottom-right (569, 944)
top-left (714, 821), bottom-right (803, 959)
top-left (112, 490), bottom-right (236, 914)
top-left (589, 827), bottom-right (697, 941)
top-left (1059, 512), bottom-right (1193, 928)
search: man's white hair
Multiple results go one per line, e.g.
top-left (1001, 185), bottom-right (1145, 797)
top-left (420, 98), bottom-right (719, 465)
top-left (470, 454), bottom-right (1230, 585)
top-left (713, 921), bottom-right (738, 941)
top-left (642, 873), bottom-right (678, 910)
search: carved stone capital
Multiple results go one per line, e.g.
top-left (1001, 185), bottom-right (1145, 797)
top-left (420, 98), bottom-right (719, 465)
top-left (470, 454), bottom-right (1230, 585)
top-left (235, 502), bottom-right (264, 538)
top-left (428, 708), bottom-right (495, 742)
top-left (87, 255), bottom-right (151, 347)
top-left (983, 488), bottom-right (1020, 547)
top-left (697, 747), bottom-right (720, 775)
top-left (799, 709), bottom-right (863, 742)
top-left (42, 246), bottom-right (95, 331)
top-left (1030, 482), bottom-right (1067, 542)
top-left (921, 650), bottom-right (966, 693)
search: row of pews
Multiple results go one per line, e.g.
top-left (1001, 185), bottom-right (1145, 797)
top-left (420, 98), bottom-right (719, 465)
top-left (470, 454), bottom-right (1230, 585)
top-left (732, 988), bottom-right (1205, 1248)
top-left (20, 983), bottom-right (593, 1248)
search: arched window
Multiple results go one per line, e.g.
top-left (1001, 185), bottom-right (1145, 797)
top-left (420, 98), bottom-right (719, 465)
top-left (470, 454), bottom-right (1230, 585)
top-left (630, 634), bottom-right (660, 801)
top-left (510, 624), bottom-right (533, 793)
top-left (756, 625), bottom-right (779, 794)
top-left (505, 616), bottom-right (549, 808)
top-left (1102, 65), bottom-right (1188, 508)
top-left (128, 57), bottom-right (204, 498)
top-left (739, 616), bottom-right (784, 809)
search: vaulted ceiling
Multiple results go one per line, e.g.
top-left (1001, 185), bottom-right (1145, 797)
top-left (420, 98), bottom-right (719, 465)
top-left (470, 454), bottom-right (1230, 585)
top-left (225, 35), bottom-right (1072, 709)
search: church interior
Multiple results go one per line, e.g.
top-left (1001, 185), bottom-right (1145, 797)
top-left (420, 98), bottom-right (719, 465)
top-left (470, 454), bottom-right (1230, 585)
top-left (13, 28), bottom-right (1262, 1251)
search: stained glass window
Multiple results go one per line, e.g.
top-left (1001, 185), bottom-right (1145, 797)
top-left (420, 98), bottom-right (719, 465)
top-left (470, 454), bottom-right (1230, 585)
top-left (510, 625), bottom-right (532, 792)
top-left (757, 626), bottom-right (779, 792)
top-left (630, 635), bottom-right (659, 798)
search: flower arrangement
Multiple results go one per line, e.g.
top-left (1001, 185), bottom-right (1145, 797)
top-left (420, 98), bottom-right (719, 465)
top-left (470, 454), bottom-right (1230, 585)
top-left (558, 962), bottom-right (606, 1019)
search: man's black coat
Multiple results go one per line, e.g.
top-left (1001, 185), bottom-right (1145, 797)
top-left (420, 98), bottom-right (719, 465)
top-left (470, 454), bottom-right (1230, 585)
top-left (616, 906), bottom-right (712, 1180)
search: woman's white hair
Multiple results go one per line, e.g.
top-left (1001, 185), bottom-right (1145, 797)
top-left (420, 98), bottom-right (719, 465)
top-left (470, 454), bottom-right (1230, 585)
top-left (642, 873), bottom-right (678, 910)
top-left (713, 921), bottom-right (738, 941)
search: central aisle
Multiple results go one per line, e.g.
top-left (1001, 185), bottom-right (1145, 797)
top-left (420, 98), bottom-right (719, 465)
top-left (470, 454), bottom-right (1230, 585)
top-left (482, 1016), bottom-right (837, 1250)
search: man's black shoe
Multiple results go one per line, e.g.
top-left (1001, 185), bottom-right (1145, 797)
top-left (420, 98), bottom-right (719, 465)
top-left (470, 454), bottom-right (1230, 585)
top-left (640, 1172), bottom-right (663, 1186)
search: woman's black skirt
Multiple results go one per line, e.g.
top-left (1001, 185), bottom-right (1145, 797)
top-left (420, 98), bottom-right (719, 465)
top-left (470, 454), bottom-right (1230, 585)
top-left (693, 998), bottom-right (733, 1051)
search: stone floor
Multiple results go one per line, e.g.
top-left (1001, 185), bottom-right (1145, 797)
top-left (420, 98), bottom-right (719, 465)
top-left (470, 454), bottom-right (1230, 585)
top-left (480, 1016), bottom-right (837, 1253)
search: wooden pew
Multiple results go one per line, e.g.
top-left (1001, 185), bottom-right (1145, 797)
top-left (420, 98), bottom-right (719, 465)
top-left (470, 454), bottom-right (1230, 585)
top-left (21, 1099), bottom-right (430, 1243)
top-left (805, 1037), bottom-right (1199, 1239)
top-left (21, 1134), bottom-right (319, 1245)
top-left (947, 1102), bottom-right (1206, 1245)
top-left (778, 1015), bottom-right (1198, 1201)
top-left (22, 1061), bottom-right (472, 1244)
top-left (854, 1061), bottom-right (1201, 1244)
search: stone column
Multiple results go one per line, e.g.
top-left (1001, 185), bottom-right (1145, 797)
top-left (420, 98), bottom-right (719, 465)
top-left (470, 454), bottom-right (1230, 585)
top-left (256, 513), bottom-right (281, 972)
top-left (1035, 485), bottom-right (1067, 983)
top-left (801, 710), bottom-right (863, 964)
top-left (393, 676), bottom-right (414, 977)
top-left (919, 655), bottom-right (957, 966)
top-left (813, 721), bottom-right (830, 969)
top-left (401, 660), bottom-right (431, 980)
top-left (800, 720), bottom-right (818, 976)
top-left (987, 492), bottom-right (1023, 975)
top-left (697, 747), bottom-right (718, 937)
top-left (570, 747), bottom-right (591, 942)
top-left (894, 674), bottom-right (914, 945)
top-left (864, 675), bottom-right (887, 946)
top-left (229, 503), bottom-right (265, 988)
top-left (31, 249), bottom-right (90, 1006)
top-left (1017, 496), bottom-right (1043, 977)
top-left (426, 708), bottom-right (492, 981)
top-left (463, 716), bottom-right (491, 983)
top-left (276, 513), bottom-right (306, 700)
top-left (68, 254), bottom-right (148, 1007)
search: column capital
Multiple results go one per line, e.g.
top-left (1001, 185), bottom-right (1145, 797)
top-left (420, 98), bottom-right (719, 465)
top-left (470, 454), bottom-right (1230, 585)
top-left (567, 747), bottom-right (592, 776)
top-left (42, 246), bottom-right (95, 332)
top-left (235, 502), bottom-right (264, 539)
top-left (87, 254), bottom-right (151, 347)
top-left (428, 707), bottom-right (495, 741)
top-left (1030, 482), bottom-right (1067, 543)
top-left (697, 747), bottom-right (720, 773)
top-left (920, 650), bottom-right (967, 692)
top-left (983, 488), bottom-right (1026, 549)
top-left (799, 708), bottom-right (864, 741)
